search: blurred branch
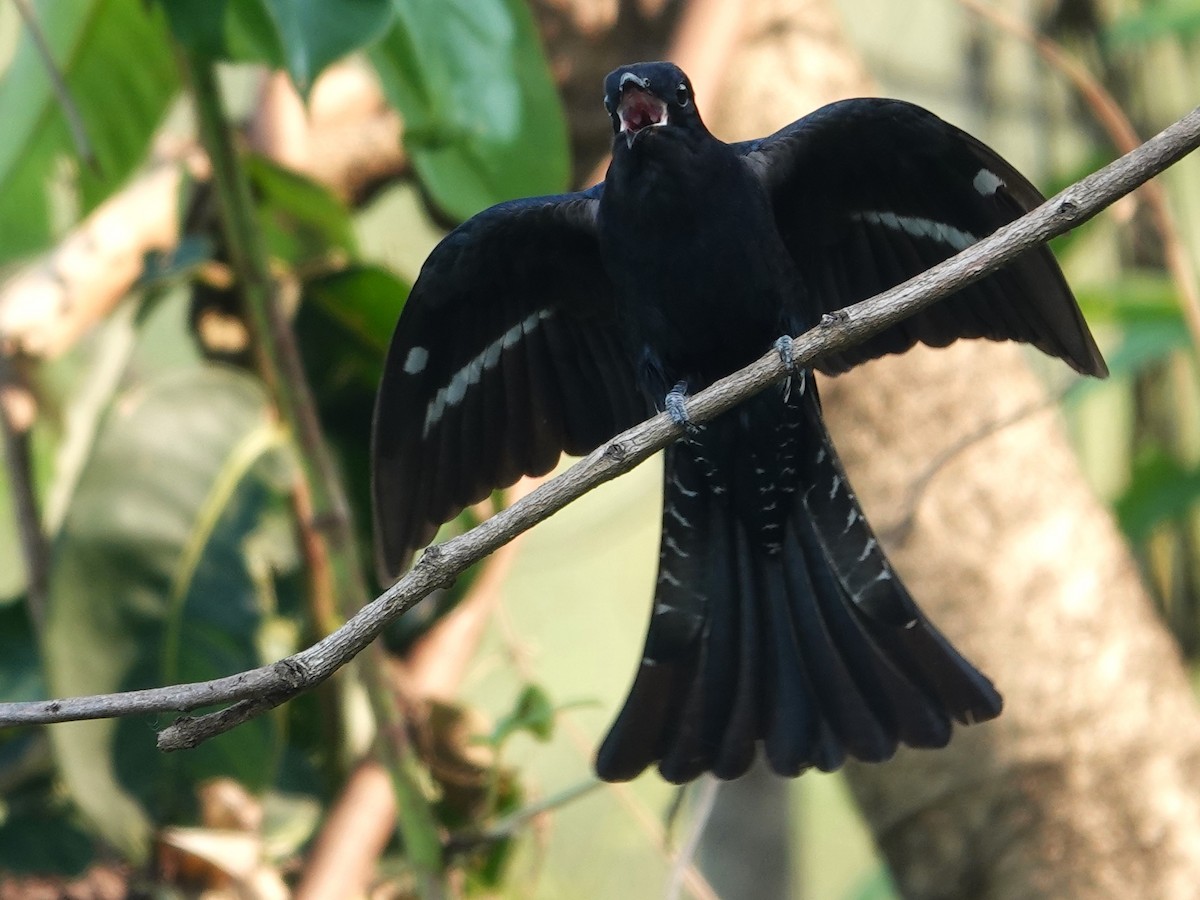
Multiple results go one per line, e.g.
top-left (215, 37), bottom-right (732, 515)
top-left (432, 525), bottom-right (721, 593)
top-left (0, 65), bottom-right (405, 365)
top-left (11, 0), bottom-right (96, 170)
top-left (181, 53), bottom-right (446, 898)
top-left (665, 777), bottom-right (720, 900)
top-left (297, 481), bottom-right (536, 900)
top-left (0, 102), bottom-right (1197, 739)
top-left (960, 0), bottom-right (1200, 351)
top-left (294, 760), bottom-right (398, 900)
top-left (185, 62), bottom-right (364, 600)
top-left (0, 158), bottom-right (190, 360)
top-left (0, 355), bottom-right (48, 629)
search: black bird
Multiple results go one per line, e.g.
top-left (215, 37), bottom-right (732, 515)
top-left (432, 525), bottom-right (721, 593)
top-left (372, 62), bottom-right (1107, 784)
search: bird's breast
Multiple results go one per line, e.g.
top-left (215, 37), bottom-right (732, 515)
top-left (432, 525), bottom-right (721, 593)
top-left (598, 151), bottom-right (798, 391)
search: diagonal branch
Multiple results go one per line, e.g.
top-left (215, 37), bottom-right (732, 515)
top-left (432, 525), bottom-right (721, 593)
top-left (0, 103), bottom-right (1197, 749)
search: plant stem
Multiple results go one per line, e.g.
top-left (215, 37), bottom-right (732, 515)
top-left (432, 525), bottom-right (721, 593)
top-left (0, 356), bottom-right (49, 631)
top-left (181, 52), bottom-right (447, 896)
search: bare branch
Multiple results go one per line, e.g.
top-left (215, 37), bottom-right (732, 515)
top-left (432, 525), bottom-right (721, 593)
top-left (0, 355), bottom-right (48, 629)
top-left (0, 103), bottom-right (1197, 747)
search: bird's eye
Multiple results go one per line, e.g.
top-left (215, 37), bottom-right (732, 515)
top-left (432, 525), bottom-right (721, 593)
top-left (676, 83), bottom-right (690, 106)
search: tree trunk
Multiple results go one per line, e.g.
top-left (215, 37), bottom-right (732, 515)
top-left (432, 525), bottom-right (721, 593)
top-left (701, 0), bottom-right (1200, 896)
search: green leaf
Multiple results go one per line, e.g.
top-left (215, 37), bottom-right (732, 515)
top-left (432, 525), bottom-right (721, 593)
top-left (294, 265), bottom-right (409, 593)
top-left (0, 0), bottom-right (179, 265)
top-left (0, 600), bottom-right (43, 702)
top-left (1069, 275), bottom-right (1193, 384)
top-left (1073, 273), bottom-right (1186, 326)
top-left (1107, 2), bottom-right (1200, 46)
top-left (299, 264), bottom-right (409, 397)
top-left (0, 786), bottom-right (95, 876)
top-left (1115, 448), bottom-right (1200, 543)
top-left (247, 154), bottom-right (359, 267)
top-left (261, 0), bottom-right (394, 95)
top-left (369, 0), bottom-right (570, 221)
top-left (42, 366), bottom-right (292, 862)
top-left (490, 684), bottom-right (556, 746)
top-left (159, 0), bottom-right (284, 66)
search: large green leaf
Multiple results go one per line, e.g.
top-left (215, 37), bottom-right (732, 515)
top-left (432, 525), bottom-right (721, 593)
top-left (0, 779), bottom-right (95, 876)
top-left (1115, 448), bottom-right (1200, 543)
top-left (261, 0), bottom-right (394, 95)
top-left (247, 154), bottom-right (359, 268)
top-left (161, 0), bottom-right (392, 95)
top-left (298, 264), bottom-right (409, 399)
top-left (42, 366), bottom-right (292, 862)
top-left (1070, 275), bottom-right (1193, 382)
top-left (1108, 2), bottom-right (1200, 45)
top-left (0, 599), bottom-right (43, 702)
top-left (0, 0), bottom-right (179, 265)
top-left (159, 0), bottom-right (284, 67)
top-left (369, 0), bottom-right (570, 221)
top-left (295, 264), bottom-right (409, 589)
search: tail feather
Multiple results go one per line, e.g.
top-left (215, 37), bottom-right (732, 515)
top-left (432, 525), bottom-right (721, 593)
top-left (781, 521), bottom-right (896, 765)
top-left (760, 556), bottom-right (843, 775)
top-left (796, 515), bottom-right (953, 748)
top-left (595, 380), bottom-right (1002, 783)
top-left (711, 520), bottom-right (761, 780)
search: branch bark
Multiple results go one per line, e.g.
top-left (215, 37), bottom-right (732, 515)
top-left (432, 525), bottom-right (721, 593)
top-left (0, 105), bottom-right (1195, 746)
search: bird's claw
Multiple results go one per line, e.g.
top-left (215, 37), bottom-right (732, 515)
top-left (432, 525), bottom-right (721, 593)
top-left (774, 335), bottom-right (807, 401)
top-left (774, 335), bottom-right (796, 373)
top-left (665, 382), bottom-right (701, 434)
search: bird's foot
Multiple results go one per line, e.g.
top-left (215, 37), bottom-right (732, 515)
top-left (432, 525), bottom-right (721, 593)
top-left (774, 335), bottom-right (806, 401)
top-left (774, 335), bottom-right (796, 372)
top-left (665, 382), bottom-right (701, 434)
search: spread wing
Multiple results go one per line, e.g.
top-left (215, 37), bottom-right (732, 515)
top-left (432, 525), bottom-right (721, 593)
top-left (737, 97), bottom-right (1107, 376)
top-left (371, 186), bottom-right (648, 580)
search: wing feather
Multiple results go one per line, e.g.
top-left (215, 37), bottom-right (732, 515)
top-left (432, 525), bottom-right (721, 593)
top-left (372, 188), bottom-right (648, 580)
top-left (738, 98), bottom-right (1107, 376)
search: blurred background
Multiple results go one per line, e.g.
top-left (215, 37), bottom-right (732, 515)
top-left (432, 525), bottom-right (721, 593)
top-left (0, 0), bottom-right (1198, 897)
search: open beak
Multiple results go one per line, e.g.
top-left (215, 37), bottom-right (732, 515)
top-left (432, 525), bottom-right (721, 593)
top-left (617, 76), bottom-right (668, 147)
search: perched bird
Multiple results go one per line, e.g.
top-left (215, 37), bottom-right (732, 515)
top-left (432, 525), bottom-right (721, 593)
top-left (372, 61), bottom-right (1107, 784)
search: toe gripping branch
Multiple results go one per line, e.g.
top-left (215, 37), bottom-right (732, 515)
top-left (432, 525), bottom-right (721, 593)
top-left (774, 335), bottom-right (805, 401)
top-left (665, 381), bottom-right (702, 434)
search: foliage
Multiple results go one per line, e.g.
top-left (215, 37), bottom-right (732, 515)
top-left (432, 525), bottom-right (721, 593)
top-left (0, 0), bottom-right (570, 892)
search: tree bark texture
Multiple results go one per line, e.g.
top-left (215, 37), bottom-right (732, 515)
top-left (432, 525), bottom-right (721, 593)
top-left (696, 0), bottom-right (1200, 897)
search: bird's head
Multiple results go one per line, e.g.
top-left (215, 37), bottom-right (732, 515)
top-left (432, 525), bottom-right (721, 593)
top-left (603, 62), bottom-right (701, 149)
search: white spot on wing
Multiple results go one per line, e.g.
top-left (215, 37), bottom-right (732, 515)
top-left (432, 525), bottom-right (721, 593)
top-left (670, 473), bottom-right (698, 498)
top-left (423, 309), bottom-right (553, 436)
top-left (973, 168), bottom-right (1004, 196)
top-left (667, 505), bottom-right (693, 529)
top-left (403, 346), bottom-right (429, 375)
top-left (853, 210), bottom-right (978, 251)
top-left (664, 533), bottom-right (689, 558)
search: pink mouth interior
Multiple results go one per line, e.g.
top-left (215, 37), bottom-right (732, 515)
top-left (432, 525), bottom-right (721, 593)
top-left (618, 89), bottom-right (667, 132)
